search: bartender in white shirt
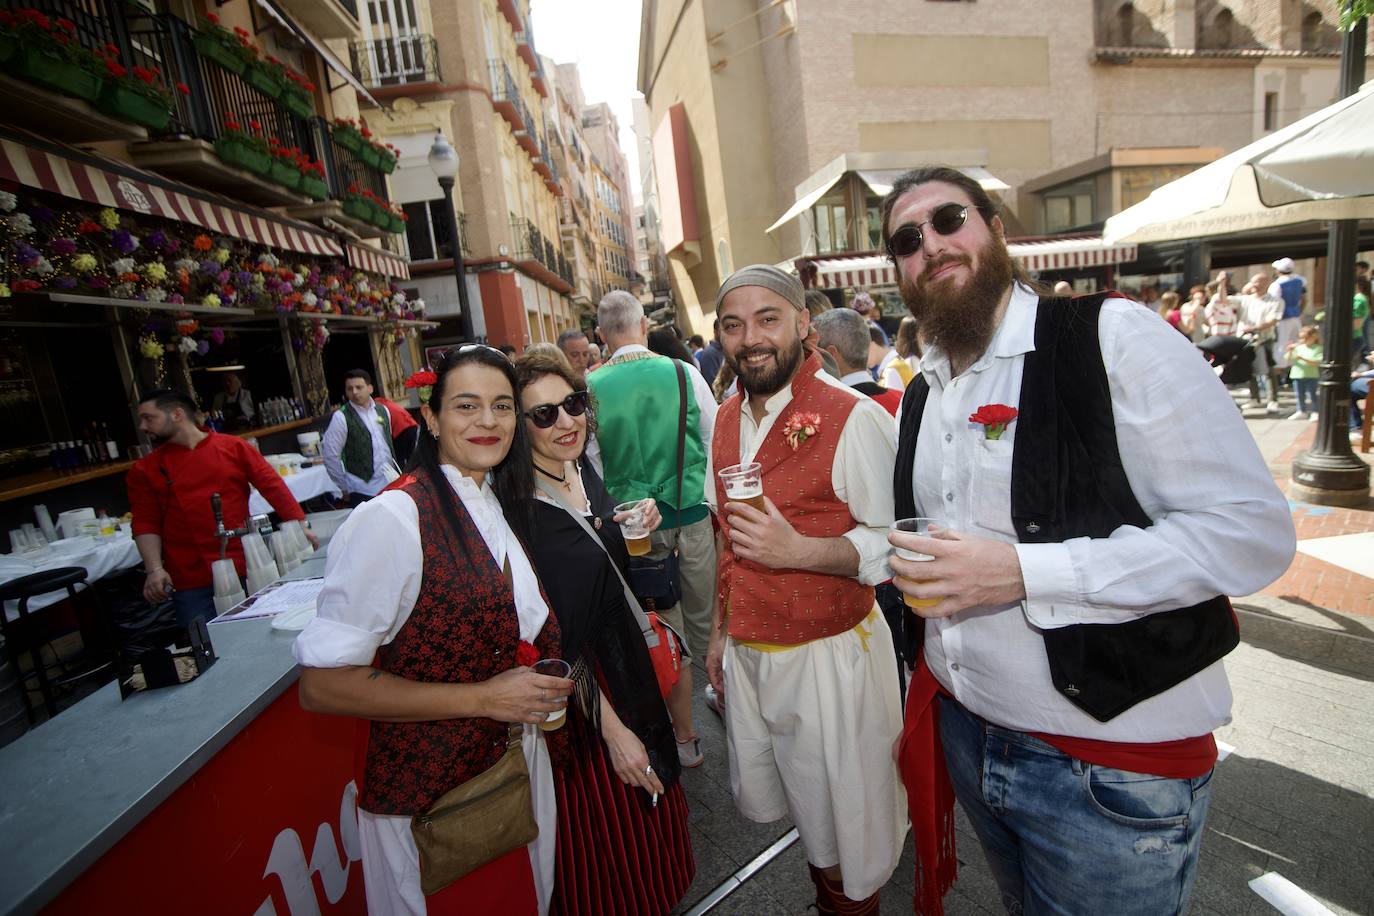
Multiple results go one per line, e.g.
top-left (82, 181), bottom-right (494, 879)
top-left (880, 167), bottom-right (1295, 916)
top-left (321, 369), bottom-right (397, 504)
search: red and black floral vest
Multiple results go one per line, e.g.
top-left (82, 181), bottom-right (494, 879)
top-left (713, 354), bottom-right (876, 645)
top-left (359, 471), bottom-right (562, 815)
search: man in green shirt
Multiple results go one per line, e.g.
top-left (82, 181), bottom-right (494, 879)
top-left (588, 291), bottom-right (719, 764)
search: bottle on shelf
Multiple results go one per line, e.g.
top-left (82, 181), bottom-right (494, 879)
top-left (103, 424), bottom-right (118, 461)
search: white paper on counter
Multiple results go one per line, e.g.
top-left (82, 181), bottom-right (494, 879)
top-left (209, 577), bottom-right (324, 624)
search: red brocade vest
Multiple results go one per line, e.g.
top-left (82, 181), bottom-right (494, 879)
top-left (360, 471), bottom-right (562, 816)
top-left (714, 354), bottom-right (876, 645)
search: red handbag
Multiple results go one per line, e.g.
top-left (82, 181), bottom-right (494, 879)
top-left (645, 610), bottom-right (685, 698)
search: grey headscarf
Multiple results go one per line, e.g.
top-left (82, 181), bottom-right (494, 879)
top-left (714, 264), bottom-right (805, 313)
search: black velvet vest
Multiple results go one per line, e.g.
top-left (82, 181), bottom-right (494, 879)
top-left (894, 293), bottom-right (1238, 722)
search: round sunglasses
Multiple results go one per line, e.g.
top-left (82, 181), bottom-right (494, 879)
top-left (523, 389), bottom-right (591, 428)
top-left (885, 202), bottom-right (987, 261)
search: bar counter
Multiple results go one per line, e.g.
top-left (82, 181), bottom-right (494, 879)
top-left (0, 418), bottom-right (317, 504)
top-left (0, 551), bottom-right (366, 916)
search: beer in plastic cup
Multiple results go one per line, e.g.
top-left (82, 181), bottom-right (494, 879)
top-left (613, 500), bottom-right (653, 557)
top-left (890, 517), bottom-right (940, 609)
top-left (718, 462), bottom-right (764, 512)
top-left (534, 658), bottom-right (572, 731)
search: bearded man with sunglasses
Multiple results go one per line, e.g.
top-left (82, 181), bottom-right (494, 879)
top-left (881, 166), bottom-right (1294, 916)
top-left (706, 264), bottom-right (905, 916)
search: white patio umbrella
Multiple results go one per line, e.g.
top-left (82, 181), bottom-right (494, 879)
top-left (1103, 79), bottom-right (1374, 244)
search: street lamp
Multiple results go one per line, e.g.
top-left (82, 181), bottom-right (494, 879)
top-left (428, 130), bottom-right (479, 342)
top-left (1290, 11), bottom-right (1369, 506)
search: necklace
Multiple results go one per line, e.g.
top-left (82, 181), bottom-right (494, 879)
top-left (535, 462), bottom-right (568, 484)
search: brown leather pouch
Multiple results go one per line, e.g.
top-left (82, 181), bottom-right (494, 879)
top-left (410, 725), bottom-right (538, 895)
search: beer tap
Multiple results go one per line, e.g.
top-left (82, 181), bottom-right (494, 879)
top-left (211, 492), bottom-right (249, 560)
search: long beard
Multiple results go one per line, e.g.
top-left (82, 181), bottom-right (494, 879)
top-left (898, 237), bottom-right (1014, 369)
top-left (727, 335), bottom-right (805, 399)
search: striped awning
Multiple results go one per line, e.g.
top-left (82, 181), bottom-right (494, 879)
top-left (1007, 236), bottom-right (1138, 272)
top-left (0, 132), bottom-right (343, 258)
top-left (346, 241), bottom-right (410, 280)
top-left (809, 236), bottom-right (1139, 289)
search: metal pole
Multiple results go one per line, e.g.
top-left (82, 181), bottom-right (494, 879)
top-left (1290, 9), bottom-right (1369, 506)
top-left (439, 176), bottom-right (476, 343)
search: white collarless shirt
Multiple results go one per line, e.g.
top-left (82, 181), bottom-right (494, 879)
top-left (908, 284), bottom-right (1295, 741)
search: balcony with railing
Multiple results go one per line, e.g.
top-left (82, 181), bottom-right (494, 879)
top-left (489, 60), bottom-right (529, 134)
top-left (350, 34), bottom-right (441, 92)
top-left (510, 215), bottom-right (571, 294)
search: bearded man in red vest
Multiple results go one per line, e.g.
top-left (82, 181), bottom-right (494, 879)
top-left (706, 264), bottom-right (907, 915)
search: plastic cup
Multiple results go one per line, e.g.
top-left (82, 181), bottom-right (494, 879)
top-left (613, 500), bottom-right (653, 557)
top-left (718, 462), bottom-right (764, 512)
top-left (533, 658), bottom-right (572, 731)
top-left (269, 532), bottom-right (297, 574)
top-left (9, 528), bottom-right (30, 554)
top-left (210, 558), bottom-right (242, 596)
top-left (890, 517), bottom-right (941, 609)
top-left (246, 565), bottom-right (277, 596)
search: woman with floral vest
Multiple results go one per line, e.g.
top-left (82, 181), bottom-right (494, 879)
top-left (294, 346), bottom-right (572, 915)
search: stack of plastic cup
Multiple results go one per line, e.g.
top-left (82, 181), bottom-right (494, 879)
top-left (282, 520), bottom-right (313, 564)
top-left (241, 532), bottom-right (277, 595)
top-left (269, 531), bottom-right (298, 575)
top-left (211, 558), bottom-right (247, 616)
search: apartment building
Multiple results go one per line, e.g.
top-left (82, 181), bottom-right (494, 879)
top-left (352, 0), bottom-right (577, 348)
top-left (637, 0), bottom-right (1361, 332)
top-left (582, 101), bottom-right (639, 291)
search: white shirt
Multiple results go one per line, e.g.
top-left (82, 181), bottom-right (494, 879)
top-left (294, 466), bottom-right (551, 667)
top-left (909, 283), bottom-right (1295, 741)
top-left (321, 398), bottom-right (395, 497)
top-left (1238, 292), bottom-right (1282, 340)
top-left (707, 363), bottom-right (897, 586)
top-left (584, 344), bottom-right (719, 505)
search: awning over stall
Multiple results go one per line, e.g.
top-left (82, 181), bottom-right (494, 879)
top-left (804, 235), bottom-right (1139, 289)
top-left (0, 128), bottom-right (344, 258)
top-left (346, 241), bottom-right (411, 280)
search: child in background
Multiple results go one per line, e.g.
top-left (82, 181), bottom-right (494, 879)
top-left (1286, 325), bottom-right (1322, 421)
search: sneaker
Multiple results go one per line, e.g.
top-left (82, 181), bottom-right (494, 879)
top-left (1309, 413), bottom-right (1319, 422)
top-left (676, 735), bottom-right (704, 768)
top-left (1288, 410), bottom-right (1306, 420)
top-left (704, 684), bottom-right (723, 718)
top-left (1267, 401), bottom-right (1280, 412)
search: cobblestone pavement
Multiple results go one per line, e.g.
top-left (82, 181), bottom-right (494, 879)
top-left (674, 392), bottom-right (1374, 915)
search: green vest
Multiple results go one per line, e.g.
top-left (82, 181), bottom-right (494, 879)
top-left (339, 401), bottom-right (393, 482)
top-left (588, 353), bottom-right (707, 529)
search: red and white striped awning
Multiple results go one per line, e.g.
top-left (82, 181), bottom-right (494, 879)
top-left (809, 236), bottom-right (1139, 289)
top-left (1007, 236), bottom-right (1138, 272)
top-left (347, 241), bottom-right (410, 280)
top-left (0, 133), bottom-right (343, 259)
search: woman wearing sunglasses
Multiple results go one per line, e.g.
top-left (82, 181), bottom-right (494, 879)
top-left (294, 346), bottom-right (572, 915)
top-left (512, 350), bottom-right (696, 916)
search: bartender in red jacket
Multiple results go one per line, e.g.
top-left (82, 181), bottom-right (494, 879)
top-left (128, 388), bottom-right (317, 627)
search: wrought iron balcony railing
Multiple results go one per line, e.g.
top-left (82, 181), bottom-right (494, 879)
top-left (350, 34), bottom-right (441, 89)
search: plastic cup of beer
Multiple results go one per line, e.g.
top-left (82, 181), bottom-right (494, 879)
top-left (614, 500), bottom-right (653, 557)
top-left (533, 658), bottom-right (572, 731)
top-left (891, 517), bottom-right (940, 609)
top-left (718, 462), bottom-right (764, 512)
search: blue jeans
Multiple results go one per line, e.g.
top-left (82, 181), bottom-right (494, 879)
top-left (1353, 377), bottom-right (1371, 431)
top-left (1293, 378), bottom-right (1318, 414)
top-left (171, 586), bottom-right (215, 629)
top-left (939, 696), bottom-right (1214, 915)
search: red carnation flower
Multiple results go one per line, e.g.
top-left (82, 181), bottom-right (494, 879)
top-left (515, 641), bottom-right (541, 668)
top-left (206, 12), bottom-right (220, 24)
top-left (177, 82), bottom-right (190, 95)
top-left (12, 279), bottom-right (41, 293)
top-left (968, 404), bottom-right (1018, 440)
top-left (56, 18), bottom-right (76, 32)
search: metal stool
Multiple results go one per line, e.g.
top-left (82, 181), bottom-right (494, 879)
top-left (0, 567), bottom-right (116, 722)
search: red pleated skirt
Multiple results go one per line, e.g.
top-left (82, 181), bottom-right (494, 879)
top-left (549, 716), bottom-right (696, 916)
